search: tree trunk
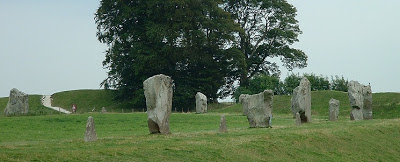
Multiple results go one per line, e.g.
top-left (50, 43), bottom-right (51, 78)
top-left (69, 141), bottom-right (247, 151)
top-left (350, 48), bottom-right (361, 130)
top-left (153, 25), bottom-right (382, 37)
top-left (240, 70), bottom-right (249, 87)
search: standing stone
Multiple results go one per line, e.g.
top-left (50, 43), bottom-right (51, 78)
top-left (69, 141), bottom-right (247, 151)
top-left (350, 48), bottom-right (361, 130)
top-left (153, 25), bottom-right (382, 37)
top-left (348, 81), bottom-right (373, 120)
top-left (295, 112), bottom-right (301, 126)
top-left (101, 107), bottom-right (107, 113)
top-left (195, 92), bottom-right (207, 113)
top-left (143, 74), bottom-right (173, 134)
top-left (239, 94), bottom-right (250, 116)
top-left (291, 77), bottom-right (312, 123)
top-left (4, 88), bottom-right (29, 116)
top-left (363, 85), bottom-right (373, 120)
top-left (219, 115), bottom-right (227, 132)
top-left (329, 110), bottom-right (337, 122)
top-left (84, 116), bottom-right (97, 142)
top-left (329, 99), bottom-right (340, 121)
top-left (246, 90), bottom-right (273, 128)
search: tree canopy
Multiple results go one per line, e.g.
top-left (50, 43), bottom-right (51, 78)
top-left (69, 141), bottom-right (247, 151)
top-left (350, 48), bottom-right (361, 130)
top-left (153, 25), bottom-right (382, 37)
top-left (222, 0), bottom-right (307, 88)
top-left (95, 0), bottom-right (307, 110)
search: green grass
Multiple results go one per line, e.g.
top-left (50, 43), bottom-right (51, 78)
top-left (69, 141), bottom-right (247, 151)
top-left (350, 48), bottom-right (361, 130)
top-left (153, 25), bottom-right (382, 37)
top-left (1, 90), bottom-right (400, 161)
top-left (0, 113), bottom-right (399, 161)
top-left (51, 89), bottom-right (134, 114)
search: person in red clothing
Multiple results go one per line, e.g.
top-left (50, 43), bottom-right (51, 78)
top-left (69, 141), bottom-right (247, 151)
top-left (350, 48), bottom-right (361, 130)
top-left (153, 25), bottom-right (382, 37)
top-left (72, 104), bottom-right (77, 113)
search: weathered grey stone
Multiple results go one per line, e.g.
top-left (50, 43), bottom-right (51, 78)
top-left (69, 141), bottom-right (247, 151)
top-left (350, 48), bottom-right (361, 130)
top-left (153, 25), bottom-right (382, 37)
top-left (4, 88), bottom-right (29, 116)
top-left (295, 112), bottom-right (301, 126)
top-left (291, 77), bottom-right (312, 123)
top-left (219, 115), bottom-right (227, 132)
top-left (329, 98), bottom-right (340, 121)
top-left (363, 85), bottom-right (373, 120)
top-left (101, 107), bottom-right (107, 113)
top-left (239, 94), bottom-right (250, 116)
top-left (84, 116), bottom-right (97, 142)
top-left (195, 92), bottom-right (207, 113)
top-left (351, 108), bottom-right (363, 120)
top-left (347, 81), bottom-right (373, 120)
top-left (246, 90), bottom-right (273, 128)
top-left (329, 110), bottom-right (337, 121)
top-left (143, 74), bottom-right (173, 134)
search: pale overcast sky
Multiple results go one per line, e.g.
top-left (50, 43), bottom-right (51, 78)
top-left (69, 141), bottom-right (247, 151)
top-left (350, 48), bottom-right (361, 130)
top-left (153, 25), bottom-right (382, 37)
top-left (0, 0), bottom-right (399, 98)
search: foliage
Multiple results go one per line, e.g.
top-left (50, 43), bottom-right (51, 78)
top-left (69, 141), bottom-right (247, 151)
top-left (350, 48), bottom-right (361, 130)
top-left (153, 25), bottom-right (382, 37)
top-left (223, 0), bottom-right (308, 87)
top-left (95, 0), bottom-right (240, 110)
top-left (330, 75), bottom-right (349, 92)
top-left (304, 73), bottom-right (330, 91)
top-left (282, 73), bottom-right (302, 95)
top-left (234, 73), bottom-right (351, 100)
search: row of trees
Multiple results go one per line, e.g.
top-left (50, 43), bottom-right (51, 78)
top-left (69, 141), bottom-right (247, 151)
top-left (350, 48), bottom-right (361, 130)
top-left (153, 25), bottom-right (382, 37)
top-left (95, 0), bottom-right (307, 110)
top-left (233, 74), bottom-right (349, 101)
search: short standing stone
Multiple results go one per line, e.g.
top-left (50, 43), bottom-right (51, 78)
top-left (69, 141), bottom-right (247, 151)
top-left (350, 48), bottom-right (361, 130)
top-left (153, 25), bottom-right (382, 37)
top-left (143, 74), bottom-right (173, 134)
top-left (348, 81), bottom-right (373, 120)
top-left (295, 112), bottom-right (301, 126)
top-left (219, 115), bottom-right (227, 132)
top-left (329, 99), bottom-right (340, 121)
top-left (246, 90), bottom-right (273, 128)
top-left (4, 88), bottom-right (29, 116)
top-left (329, 110), bottom-right (337, 121)
top-left (195, 92), bottom-right (207, 113)
top-left (84, 116), bottom-right (97, 142)
top-left (291, 77), bottom-right (312, 123)
top-left (101, 107), bottom-right (107, 113)
top-left (239, 94), bottom-right (250, 116)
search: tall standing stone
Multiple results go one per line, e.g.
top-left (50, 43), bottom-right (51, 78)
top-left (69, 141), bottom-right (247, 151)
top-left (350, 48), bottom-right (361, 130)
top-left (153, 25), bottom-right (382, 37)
top-left (195, 92), bottom-right (207, 114)
top-left (4, 88), bottom-right (29, 116)
top-left (348, 81), bottom-right (373, 120)
top-left (219, 115), bottom-right (227, 132)
top-left (84, 116), bottom-right (97, 142)
top-left (246, 90), bottom-right (273, 128)
top-left (363, 85), bottom-right (373, 120)
top-left (291, 77), bottom-right (312, 123)
top-left (239, 94), bottom-right (250, 116)
top-left (143, 74), bottom-right (173, 134)
top-left (329, 99), bottom-right (340, 121)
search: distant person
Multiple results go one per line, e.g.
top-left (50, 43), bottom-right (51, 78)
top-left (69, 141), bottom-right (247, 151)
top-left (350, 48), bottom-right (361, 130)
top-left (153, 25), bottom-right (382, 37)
top-left (72, 104), bottom-right (77, 113)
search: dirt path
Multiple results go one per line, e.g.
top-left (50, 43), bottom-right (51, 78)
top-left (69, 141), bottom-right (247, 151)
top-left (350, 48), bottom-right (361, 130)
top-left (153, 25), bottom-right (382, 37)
top-left (41, 95), bottom-right (71, 114)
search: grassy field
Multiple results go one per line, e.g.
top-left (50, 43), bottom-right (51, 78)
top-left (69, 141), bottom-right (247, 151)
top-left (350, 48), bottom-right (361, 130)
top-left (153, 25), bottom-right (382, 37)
top-left (0, 113), bottom-right (399, 161)
top-left (0, 90), bottom-right (400, 161)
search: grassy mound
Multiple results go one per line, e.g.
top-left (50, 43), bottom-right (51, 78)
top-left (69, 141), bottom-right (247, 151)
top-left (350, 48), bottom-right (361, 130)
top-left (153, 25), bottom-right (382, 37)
top-left (51, 89), bottom-right (134, 114)
top-left (0, 113), bottom-right (399, 161)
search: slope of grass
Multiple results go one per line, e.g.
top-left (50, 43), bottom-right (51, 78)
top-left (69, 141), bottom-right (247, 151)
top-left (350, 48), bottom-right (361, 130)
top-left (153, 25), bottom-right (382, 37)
top-left (209, 103), bottom-right (242, 114)
top-left (0, 113), bottom-right (399, 161)
top-left (51, 89), bottom-right (134, 114)
top-left (0, 95), bottom-right (58, 117)
top-left (371, 93), bottom-right (400, 119)
top-left (0, 97), bottom-right (7, 113)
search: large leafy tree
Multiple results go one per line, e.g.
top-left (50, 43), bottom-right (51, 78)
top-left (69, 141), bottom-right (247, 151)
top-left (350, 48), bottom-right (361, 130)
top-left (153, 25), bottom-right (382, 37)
top-left (223, 0), bottom-right (308, 87)
top-left (95, 0), bottom-right (240, 110)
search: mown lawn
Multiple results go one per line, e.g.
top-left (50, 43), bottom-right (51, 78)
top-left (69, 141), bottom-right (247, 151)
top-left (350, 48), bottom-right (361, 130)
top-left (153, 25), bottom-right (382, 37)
top-left (1, 90), bottom-right (400, 161)
top-left (0, 113), bottom-right (399, 161)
